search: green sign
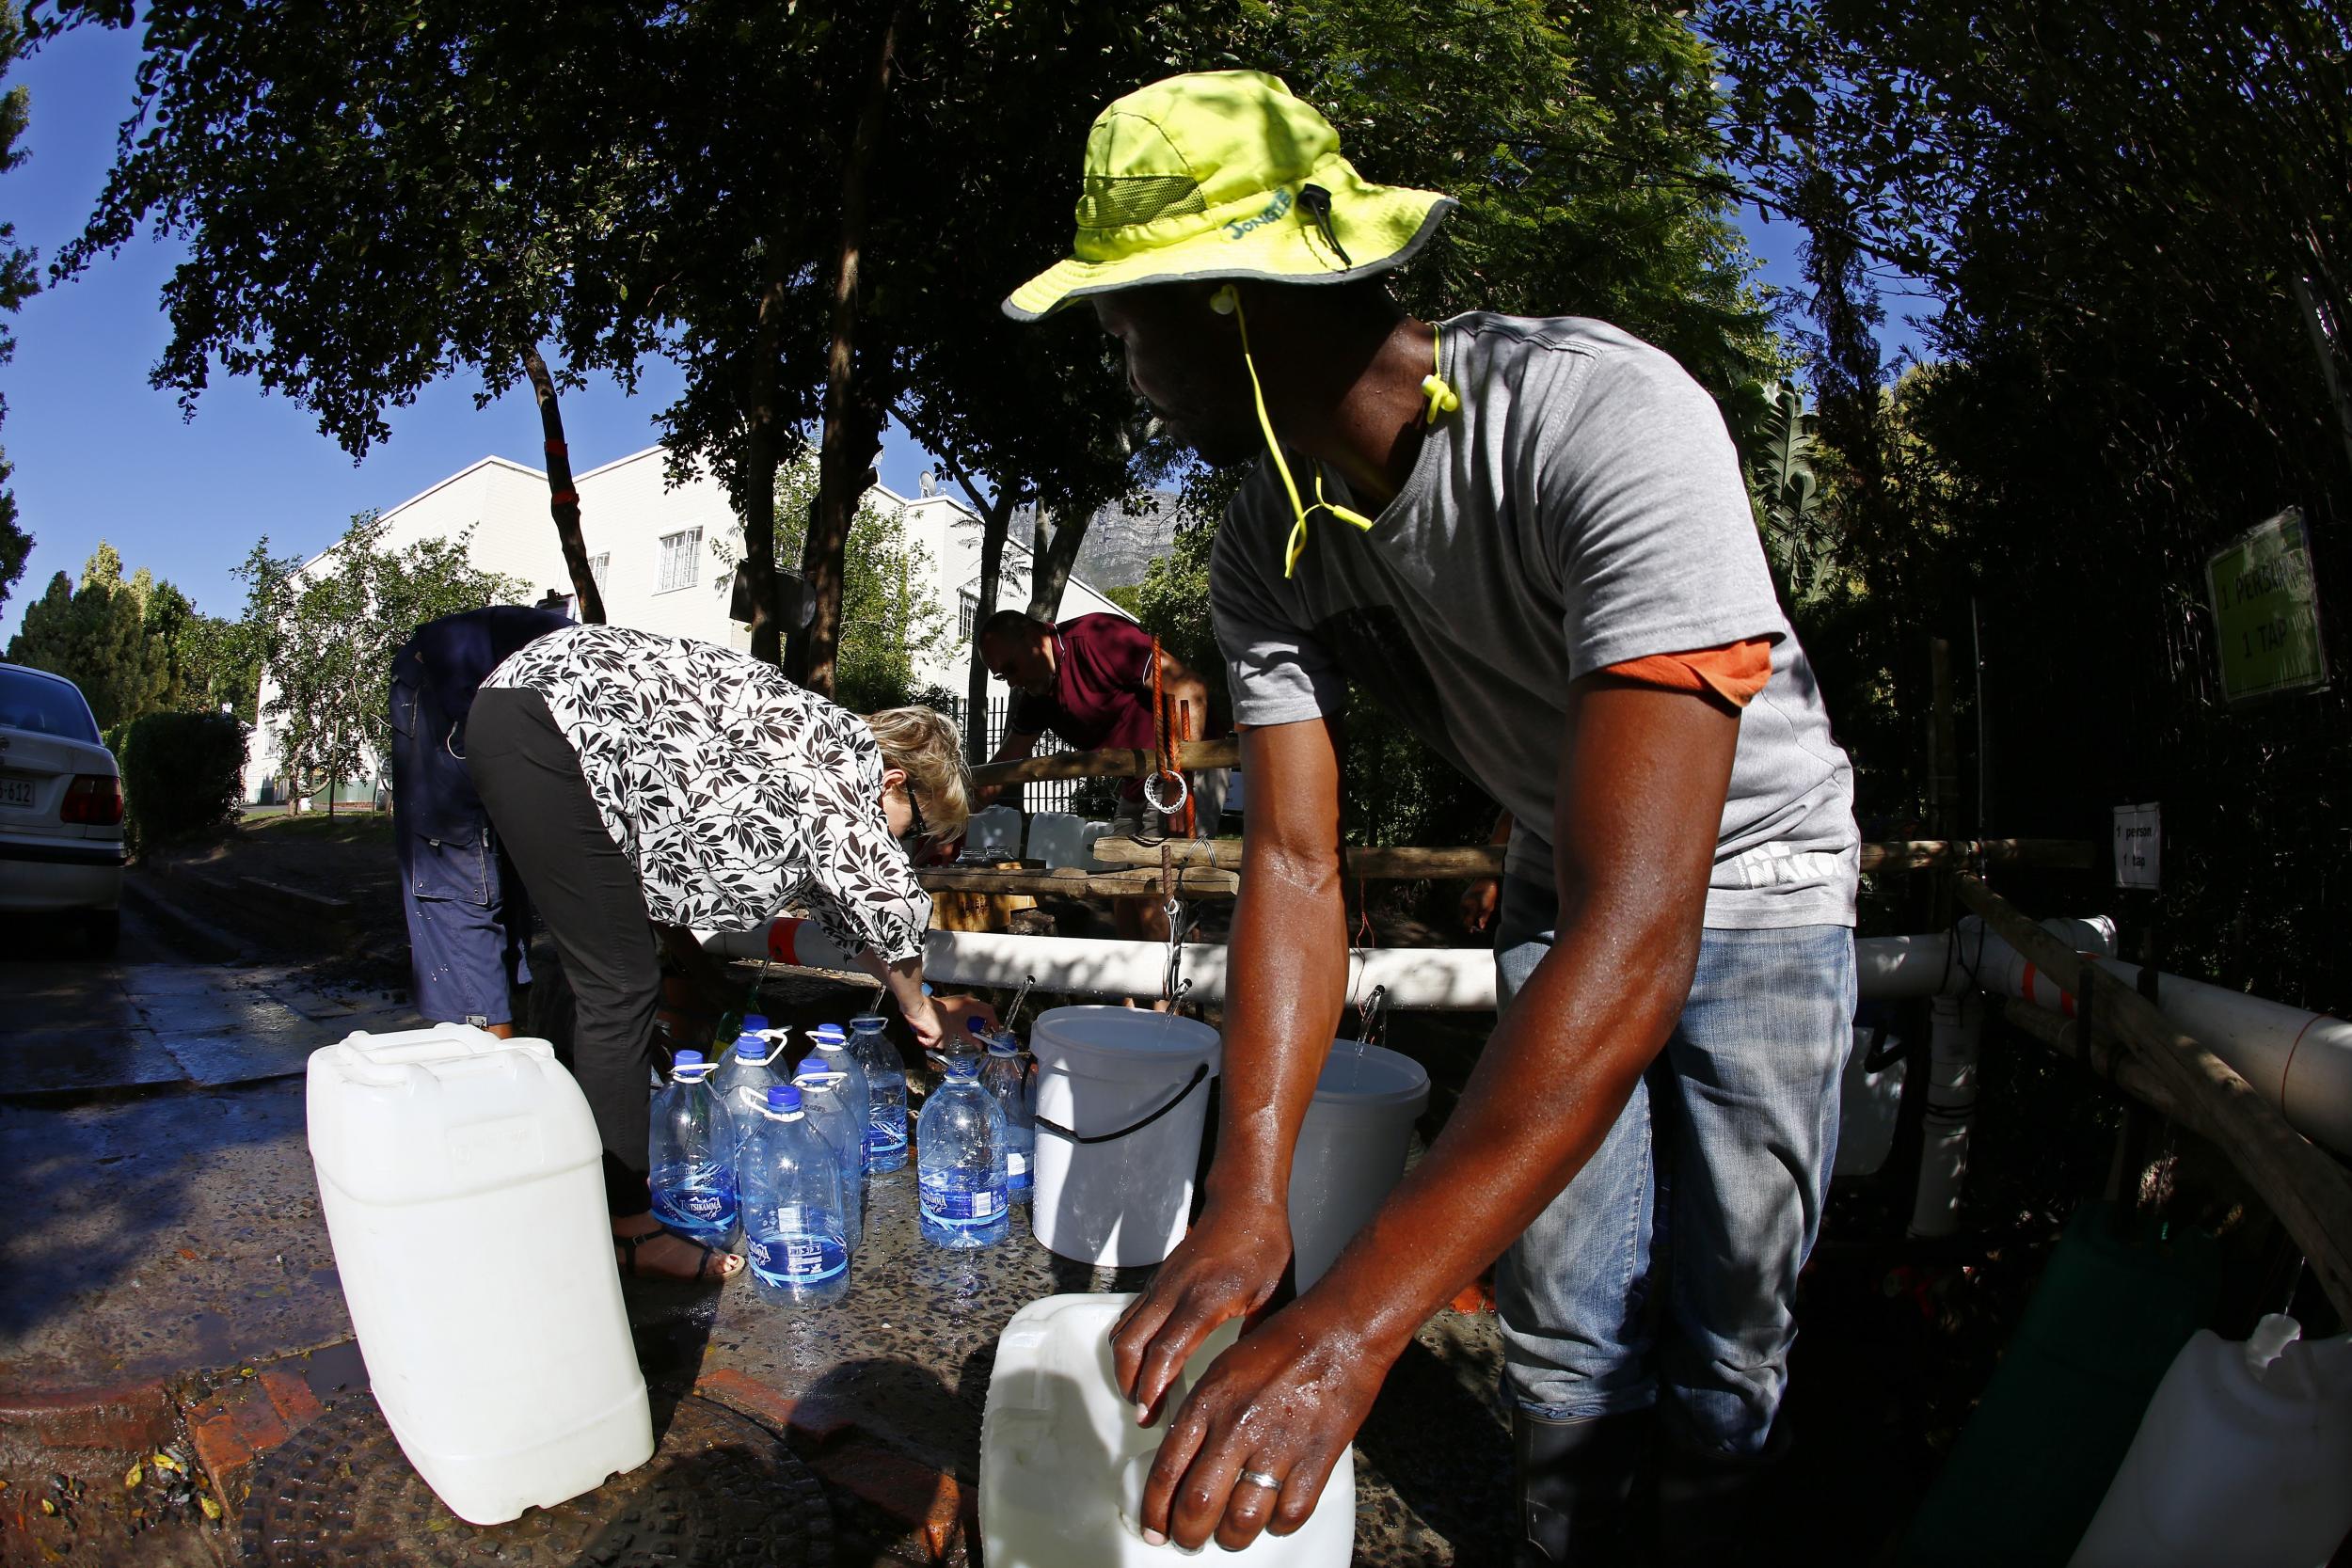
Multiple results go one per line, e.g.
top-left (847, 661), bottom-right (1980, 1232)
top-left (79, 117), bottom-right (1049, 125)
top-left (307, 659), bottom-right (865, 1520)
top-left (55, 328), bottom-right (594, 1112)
top-left (2208, 509), bottom-right (2329, 702)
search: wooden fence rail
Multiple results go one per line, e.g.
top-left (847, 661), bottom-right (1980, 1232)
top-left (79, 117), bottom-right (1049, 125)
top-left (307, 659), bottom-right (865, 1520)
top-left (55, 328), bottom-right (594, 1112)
top-left (923, 837), bottom-right (2092, 896)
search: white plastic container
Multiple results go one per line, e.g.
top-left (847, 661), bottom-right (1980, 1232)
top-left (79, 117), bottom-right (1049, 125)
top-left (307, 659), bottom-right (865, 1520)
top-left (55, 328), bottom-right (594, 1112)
top-left (1026, 812), bottom-right (1086, 870)
top-left (1835, 1006), bottom-right (1907, 1177)
top-left (2071, 1313), bottom-right (2352, 1567)
top-left (1029, 1007), bottom-right (1220, 1267)
top-left (306, 1025), bottom-right (652, 1524)
top-left (966, 804), bottom-right (1024, 861)
top-left (982, 1293), bottom-right (1356, 1566)
top-left (1080, 820), bottom-right (1114, 870)
top-left (1287, 1041), bottom-right (1429, 1290)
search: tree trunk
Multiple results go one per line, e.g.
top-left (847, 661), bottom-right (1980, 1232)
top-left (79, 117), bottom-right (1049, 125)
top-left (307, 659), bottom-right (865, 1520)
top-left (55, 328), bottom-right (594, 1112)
top-left (1026, 502), bottom-right (1093, 620)
top-left (964, 487), bottom-right (1022, 764)
top-left (795, 4), bottom-right (908, 698)
top-left (520, 348), bottom-right (606, 624)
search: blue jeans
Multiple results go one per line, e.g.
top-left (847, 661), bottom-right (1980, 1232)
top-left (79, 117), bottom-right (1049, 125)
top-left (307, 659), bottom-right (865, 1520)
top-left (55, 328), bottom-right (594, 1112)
top-left (1491, 875), bottom-right (1852, 1455)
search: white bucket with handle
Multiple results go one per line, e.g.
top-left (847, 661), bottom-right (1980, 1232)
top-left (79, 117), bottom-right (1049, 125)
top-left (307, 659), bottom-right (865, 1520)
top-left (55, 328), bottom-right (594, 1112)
top-left (1029, 1006), bottom-right (1220, 1267)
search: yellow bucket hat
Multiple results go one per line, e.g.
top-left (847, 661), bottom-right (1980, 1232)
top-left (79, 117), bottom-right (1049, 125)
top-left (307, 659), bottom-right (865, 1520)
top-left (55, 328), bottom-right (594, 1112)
top-left (1003, 70), bottom-right (1455, 322)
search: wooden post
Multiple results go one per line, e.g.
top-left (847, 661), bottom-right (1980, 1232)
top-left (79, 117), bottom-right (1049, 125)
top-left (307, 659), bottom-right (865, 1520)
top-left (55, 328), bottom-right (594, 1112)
top-left (1956, 874), bottom-right (2352, 1322)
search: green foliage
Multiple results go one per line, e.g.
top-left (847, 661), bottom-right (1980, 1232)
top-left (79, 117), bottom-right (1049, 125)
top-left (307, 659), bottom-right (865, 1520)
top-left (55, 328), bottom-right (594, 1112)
top-left (765, 454), bottom-right (948, 714)
top-left (50, 0), bottom-right (1771, 686)
top-left (6, 545), bottom-right (167, 729)
top-left (116, 709), bottom-right (246, 854)
top-left (1710, 2), bottom-right (2352, 1011)
top-left (244, 514), bottom-right (522, 799)
top-left (1267, 0), bottom-right (1778, 404)
top-left (0, 2), bottom-right (37, 619)
top-left (1749, 380), bottom-right (1835, 607)
top-left (8, 543), bottom-right (262, 730)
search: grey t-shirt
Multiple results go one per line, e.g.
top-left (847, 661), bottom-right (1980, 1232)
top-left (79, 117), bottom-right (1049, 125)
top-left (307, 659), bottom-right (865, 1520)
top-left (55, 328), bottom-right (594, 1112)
top-left (1210, 313), bottom-right (1858, 928)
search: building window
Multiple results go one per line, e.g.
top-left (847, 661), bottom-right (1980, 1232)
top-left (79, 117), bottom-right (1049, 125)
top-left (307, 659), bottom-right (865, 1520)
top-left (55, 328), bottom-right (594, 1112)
top-left (959, 592), bottom-right (978, 641)
top-left (657, 530), bottom-right (702, 593)
top-left (589, 552), bottom-right (611, 593)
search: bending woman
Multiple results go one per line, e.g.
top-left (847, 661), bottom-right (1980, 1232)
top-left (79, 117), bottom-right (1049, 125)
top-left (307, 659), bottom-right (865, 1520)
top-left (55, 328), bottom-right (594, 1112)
top-left (467, 623), bottom-right (992, 1283)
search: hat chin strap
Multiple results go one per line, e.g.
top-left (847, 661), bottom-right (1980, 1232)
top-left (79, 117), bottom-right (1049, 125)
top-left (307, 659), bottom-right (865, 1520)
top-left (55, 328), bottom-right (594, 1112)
top-left (1211, 284), bottom-right (1455, 578)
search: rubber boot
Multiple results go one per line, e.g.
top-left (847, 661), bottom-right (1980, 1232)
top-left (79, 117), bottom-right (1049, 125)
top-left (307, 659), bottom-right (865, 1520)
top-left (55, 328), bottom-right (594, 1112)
top-left (1514, 1408), bottom-right (1652, 1567)
top-left (1653, 1417), bottom-right (1794, 1568)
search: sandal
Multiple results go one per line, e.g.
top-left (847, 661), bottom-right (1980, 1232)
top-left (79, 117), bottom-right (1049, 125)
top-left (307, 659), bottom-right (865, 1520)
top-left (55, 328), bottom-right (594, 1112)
top-left (612, 1223), bottom-right (737, 1285)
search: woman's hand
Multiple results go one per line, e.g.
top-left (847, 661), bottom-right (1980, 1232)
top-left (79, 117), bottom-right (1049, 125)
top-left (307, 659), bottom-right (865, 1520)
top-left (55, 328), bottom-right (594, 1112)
top-left (906, 991), bottom-right (997, 1056)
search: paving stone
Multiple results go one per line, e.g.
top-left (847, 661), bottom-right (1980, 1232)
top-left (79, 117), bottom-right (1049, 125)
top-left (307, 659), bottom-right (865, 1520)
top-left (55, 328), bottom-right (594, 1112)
top-left (808, 1439), bottom-right (973, 1564)
top-left (130, 992), bottom-right (311, 1041)
top-left (156, 1030), bottom-right (318, 1088)
top-left (258, 1368), bottom-right (326, 1429)
top-left (0, 1025), bottom-right (186, 1094)
top-left (0, 1378), bottom-right (175, 1452)
top-left (189, 1408), bottom-right (255, 1494)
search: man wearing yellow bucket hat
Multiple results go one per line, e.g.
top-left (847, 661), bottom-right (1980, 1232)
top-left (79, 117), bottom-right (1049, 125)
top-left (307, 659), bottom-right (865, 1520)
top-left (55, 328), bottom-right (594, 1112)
top-left (1009, 71), bottom-right (1858, 1565)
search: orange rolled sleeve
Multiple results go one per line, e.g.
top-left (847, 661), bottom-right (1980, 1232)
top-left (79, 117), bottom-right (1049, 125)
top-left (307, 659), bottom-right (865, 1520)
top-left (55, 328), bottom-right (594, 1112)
top-left (1600, 638), bottom-right (1775, 711)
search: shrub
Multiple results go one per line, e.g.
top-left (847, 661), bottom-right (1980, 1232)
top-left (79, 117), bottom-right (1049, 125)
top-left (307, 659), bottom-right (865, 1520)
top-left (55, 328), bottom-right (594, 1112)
top-left (118, 711), bottom-right (246, 854)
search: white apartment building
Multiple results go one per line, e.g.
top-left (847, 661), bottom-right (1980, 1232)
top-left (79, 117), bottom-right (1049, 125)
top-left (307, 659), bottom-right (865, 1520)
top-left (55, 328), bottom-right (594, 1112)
top-left (244, 445), bottom-right (1136, 803)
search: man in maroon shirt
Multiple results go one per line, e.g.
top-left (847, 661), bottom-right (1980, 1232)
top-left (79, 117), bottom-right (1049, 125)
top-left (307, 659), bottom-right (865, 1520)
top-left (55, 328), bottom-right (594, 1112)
top-left (977, 610), bottom-right (1224, 944)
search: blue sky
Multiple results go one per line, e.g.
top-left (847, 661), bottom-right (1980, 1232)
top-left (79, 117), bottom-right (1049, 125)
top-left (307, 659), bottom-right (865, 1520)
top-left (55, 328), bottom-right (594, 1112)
top-left (0, 24), bottom-right (1915, 642)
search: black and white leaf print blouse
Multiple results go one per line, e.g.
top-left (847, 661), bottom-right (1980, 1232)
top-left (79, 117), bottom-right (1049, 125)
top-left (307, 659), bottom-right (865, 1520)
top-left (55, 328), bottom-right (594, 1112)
top-left (481, 624), bottom-right (930, 962)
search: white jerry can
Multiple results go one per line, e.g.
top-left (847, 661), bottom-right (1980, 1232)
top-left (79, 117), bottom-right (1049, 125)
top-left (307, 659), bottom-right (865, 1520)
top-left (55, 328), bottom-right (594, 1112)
top-left (982, 1293), bottom-right (1356, 1566)
top-left (306, 1026), bottom-right (652, 1524)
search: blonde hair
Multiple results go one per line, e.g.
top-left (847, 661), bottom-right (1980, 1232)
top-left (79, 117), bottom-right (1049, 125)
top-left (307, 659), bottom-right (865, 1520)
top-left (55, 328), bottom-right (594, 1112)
top-left (864, 705), bottom-right (972, 846)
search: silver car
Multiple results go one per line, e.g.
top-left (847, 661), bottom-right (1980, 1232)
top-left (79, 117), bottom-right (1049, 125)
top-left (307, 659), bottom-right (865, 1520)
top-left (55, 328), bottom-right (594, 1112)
top-left (0, 663), bottom-right (126, 953)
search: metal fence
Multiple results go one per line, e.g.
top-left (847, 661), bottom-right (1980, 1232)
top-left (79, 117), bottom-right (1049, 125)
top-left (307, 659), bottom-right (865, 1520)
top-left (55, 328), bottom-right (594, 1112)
top-left (930, 694), bottom-right (1122, 818)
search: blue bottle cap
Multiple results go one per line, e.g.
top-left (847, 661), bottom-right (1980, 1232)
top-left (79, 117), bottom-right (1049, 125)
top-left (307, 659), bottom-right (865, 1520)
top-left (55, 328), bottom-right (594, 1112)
top-left (965, 1017), bottom-right (990, 1036)
top-left (766, 1085), bottom-right (802, 1112)
top-left (742, 1014), bottom-right (770, 1033)
top-left (675, 1050), bottom-right (705, 1066)
top-left (850, 1014), bottom-right (886, 1031)
top-left (735, 1034), bottom-right (767, 1059)
top-left (795, 1054), bottom-right (826, 1078)
top-left (944, 1054), bottom-right (979, 1081)
top-left (813, 1022), bottom-right (847, 1047)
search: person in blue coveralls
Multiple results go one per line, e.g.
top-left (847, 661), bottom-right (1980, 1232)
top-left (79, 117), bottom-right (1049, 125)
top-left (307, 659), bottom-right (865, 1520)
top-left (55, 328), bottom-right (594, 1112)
top-left (388, 603), bottom-right (574, 1038)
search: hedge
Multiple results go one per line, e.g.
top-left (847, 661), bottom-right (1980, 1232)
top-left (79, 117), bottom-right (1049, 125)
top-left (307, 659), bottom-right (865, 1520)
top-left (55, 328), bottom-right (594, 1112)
top-left (118, 711), bottom-right (246, 855)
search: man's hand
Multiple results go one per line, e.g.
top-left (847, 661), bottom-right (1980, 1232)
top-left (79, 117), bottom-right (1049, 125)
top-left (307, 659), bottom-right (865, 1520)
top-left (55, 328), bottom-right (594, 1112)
top-left (1458, 878), bottom-right (1501, 933)
top-left (1110, 1198), bottom-right (1292, 1423)
top-left (1133, 1295), bottom-right (1392, 1551)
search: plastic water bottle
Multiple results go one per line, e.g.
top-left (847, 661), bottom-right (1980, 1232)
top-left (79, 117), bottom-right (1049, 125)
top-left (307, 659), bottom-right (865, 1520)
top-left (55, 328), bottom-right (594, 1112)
top-left (791, 1055), bottom-right (865, 1258)
top-left (848, 1013), bottom-right (908, 1173)
top-left (979, 1034), bottom-right (1034, 1202)
top-left (808, 1024), bottom-right (872, 1175)
top-left (648, 1051), bottom-right (737, 1247)
top-left (916, 1054), bottom-right (1009, 1248)
top-left (718, 1029), bottom-right (786, 1148)
top-left (736, 1085), bottom-right (850, 1306)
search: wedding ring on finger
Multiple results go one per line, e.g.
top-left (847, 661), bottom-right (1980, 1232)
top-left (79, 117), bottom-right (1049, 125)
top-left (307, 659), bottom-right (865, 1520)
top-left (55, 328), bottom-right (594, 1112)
top-left (1236, 1468), bottom-right (1281, 1493)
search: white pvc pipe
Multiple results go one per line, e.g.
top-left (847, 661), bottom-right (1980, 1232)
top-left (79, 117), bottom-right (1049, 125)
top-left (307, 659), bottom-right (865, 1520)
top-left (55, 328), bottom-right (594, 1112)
top-left (2075, 958), bottom-right (2352, 1161)
top-left (1909, 993), bottom-right (1985, 1237)
top-left (704, 910), bottom-right (2352, 1157)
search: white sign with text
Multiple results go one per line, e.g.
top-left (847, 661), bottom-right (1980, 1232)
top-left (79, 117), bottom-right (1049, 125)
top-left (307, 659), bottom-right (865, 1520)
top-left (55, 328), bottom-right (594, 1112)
top-left (2113, 802), bottom-right (2161, 890)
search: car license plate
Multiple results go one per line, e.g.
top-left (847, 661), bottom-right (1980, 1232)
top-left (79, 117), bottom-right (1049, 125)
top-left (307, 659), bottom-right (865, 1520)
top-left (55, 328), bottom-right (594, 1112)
top-left (0, 777), bottom-right (31, 809)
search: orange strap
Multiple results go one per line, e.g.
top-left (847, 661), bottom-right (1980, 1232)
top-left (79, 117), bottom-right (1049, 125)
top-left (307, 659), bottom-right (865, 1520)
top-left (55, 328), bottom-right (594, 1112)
top-left (1149, 638), bottom-right (1195, 835)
